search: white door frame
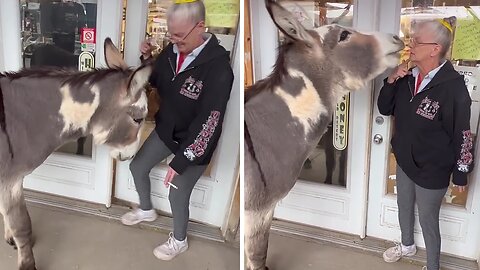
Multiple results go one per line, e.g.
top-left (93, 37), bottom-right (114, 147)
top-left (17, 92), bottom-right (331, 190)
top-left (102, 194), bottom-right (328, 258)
top-left (366, 0), bottom-right (480, 259)
top-left (115, 3), bottom-right (240, 228)
top-left (0, 0), bottom-right (124, 207)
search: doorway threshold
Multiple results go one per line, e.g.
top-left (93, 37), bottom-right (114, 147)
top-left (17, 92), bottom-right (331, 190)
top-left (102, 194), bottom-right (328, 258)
top-left (24, 190), bottom-right (225, 243)
top-left (271, 219), bottom-right (478, 270)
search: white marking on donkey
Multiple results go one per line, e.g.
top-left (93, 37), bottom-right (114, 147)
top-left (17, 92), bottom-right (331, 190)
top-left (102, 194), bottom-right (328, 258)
top-left (275, 68), bottom-right (327, 135)
top-left (0, 38), bottom-right (152, 270)
top-left (59, 85), bottom-right (100, 134)
top-left (244, 1), bottom-right (404, 270)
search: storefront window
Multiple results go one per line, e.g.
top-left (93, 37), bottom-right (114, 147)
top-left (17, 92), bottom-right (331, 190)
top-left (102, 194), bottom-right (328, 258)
top-left (386, 2), bottom-right (480, 207)
top-left (20, 0), bottom-right (98, 157)
top-left (140, 0), bottom-right (240, 175)
top-left (276, 0), bottom-right (352, 187)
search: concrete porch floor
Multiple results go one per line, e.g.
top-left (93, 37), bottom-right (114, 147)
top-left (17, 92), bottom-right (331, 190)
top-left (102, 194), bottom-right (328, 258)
top-left (267, 232), bottom-right (422, 270)
top-left (1, 205), bottom-right (474, 270)
top-left (0, 205), bottom-right (239, 270)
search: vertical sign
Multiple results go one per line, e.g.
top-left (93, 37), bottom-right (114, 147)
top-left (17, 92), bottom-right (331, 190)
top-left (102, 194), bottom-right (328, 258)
top-left (333, 94), bottom-right (349, 150)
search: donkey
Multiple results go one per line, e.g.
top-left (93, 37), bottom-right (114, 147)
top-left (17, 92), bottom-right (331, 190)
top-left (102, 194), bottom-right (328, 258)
top-left (0, 38), bottom-right (151, 270)
top-left (244, 1), bottom-right (404, 269)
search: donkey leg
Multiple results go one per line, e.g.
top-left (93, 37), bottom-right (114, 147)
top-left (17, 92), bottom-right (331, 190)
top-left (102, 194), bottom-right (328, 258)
top-left (1, 182), bottom-right (36, 270)
top-left (324, 142), bottom-right (335, 184)
top-left (245, 206), bottom-right (275, 270)
top-left (4, 221), bottom-right (17, 248)
top-left (1, 185), bottom-right (16, 249)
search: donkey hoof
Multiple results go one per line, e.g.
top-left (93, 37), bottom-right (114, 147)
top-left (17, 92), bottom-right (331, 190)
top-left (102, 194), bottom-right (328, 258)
top-left (6, 237), bottom-right (17, 249)
top-left (19, 265), bottom-right (36, 270)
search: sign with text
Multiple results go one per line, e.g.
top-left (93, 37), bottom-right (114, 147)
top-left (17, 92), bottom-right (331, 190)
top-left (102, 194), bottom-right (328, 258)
top-left (333, 94), bottom-right (349, 151)
top-left (451, 8), bottom-right (480, 61)
top-left (78, 52), bottom-right (95, 72)
top-left (454, 65), bottom-right (480, 134)
top-left (204, 0), bottom-right (239, 28)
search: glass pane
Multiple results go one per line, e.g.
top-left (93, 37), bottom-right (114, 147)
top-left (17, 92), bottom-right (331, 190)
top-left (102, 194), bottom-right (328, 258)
top-left (20, 0), bottom-right (97, 157)
top-left (146, 0), bottom-right (239, 57)
top-left (386, 2), bottom-right (480, 207)
top-left (277, 0), bottom-right (353, 187)
top-left (144, 0), bottom-right (239, 176)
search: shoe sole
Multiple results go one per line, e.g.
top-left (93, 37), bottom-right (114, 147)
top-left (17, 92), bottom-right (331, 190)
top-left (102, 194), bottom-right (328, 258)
top-left (153, 247), bottom-right (188, 261)
top-left (383, 251), bottom-right (417, 263)
top-left (121, 215), bottom-right (157, 226)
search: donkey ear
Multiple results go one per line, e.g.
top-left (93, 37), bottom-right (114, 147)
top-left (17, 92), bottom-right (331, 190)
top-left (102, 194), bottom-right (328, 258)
top-left (265, 0), bottom-right (316, 45)
top-left (127, 64), bottom-right (152, 97)
top-left (104, 37), bottom-right (128, 70)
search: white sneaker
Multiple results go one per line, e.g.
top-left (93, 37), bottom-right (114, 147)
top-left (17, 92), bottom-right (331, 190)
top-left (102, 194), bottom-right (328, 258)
top-left (422, 267), bottom-right (427, 270)
top-left (383, 241), bottom-right (417, 263)
top-left (121, 208), bottom-right (157, 226)
top-left (153, 232), bottom-right (189, 261)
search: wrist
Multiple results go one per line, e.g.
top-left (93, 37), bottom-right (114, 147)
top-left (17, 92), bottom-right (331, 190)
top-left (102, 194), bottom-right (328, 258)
top-left (387, 76), bottom-right (397, 84)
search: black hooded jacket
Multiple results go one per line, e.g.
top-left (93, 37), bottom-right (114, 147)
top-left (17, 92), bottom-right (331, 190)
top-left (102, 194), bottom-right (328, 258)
top-left (378, 61), bottom-right (473, 189)
top-left (148, 33), bottom-right (234, 174)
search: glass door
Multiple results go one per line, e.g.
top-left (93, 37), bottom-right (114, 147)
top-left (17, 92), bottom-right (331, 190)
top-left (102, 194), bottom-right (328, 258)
top-left (367, 0), bottom-right (480, 259)
top-left (115, 0), bottom-right (240, 227)
top-left (0, 0), bottom-right (125, 205)
top-left (250, 0), bottom-right (374, 236)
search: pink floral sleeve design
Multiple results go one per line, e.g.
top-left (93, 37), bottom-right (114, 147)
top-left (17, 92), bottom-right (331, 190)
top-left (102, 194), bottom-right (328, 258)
top-left (457, 130), bottom-right (473, 173)
top-left (183, 111), bottom-right (221, 161)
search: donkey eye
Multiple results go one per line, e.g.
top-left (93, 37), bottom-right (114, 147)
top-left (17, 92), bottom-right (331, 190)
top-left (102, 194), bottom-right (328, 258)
top-left (133, 118), bottom-right (144, 124)
top-left (339, 31), bottom-right (351, 42)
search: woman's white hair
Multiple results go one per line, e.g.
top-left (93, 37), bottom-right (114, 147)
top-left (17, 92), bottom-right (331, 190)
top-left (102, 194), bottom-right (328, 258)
top-left (412, 16), bottom-right (456, 60)
top-left (167, 1), bottom-right (206, 24)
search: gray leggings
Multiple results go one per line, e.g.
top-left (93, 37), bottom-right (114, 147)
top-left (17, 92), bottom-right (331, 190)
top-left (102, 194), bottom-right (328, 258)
top-left (129, 131), bottom-right (207, 241)
top-left (396, 166), bottom-right (447, 270)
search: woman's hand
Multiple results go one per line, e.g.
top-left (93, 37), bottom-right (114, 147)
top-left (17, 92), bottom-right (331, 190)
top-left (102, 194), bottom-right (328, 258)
top-left (387, 61), bottom-right (411, 84)
top-left (454, 184), bottom-right (467, 193)
top-left (140, 39), bottom-right (154, 59)
top-left (164, 167), bottom-right (179, 188)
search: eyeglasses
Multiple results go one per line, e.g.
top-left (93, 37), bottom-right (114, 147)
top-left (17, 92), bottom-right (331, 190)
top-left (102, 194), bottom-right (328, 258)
top-left (165, 22), bottom-right (199, 43)
top-left (408, 38), bottom-right (438, 48)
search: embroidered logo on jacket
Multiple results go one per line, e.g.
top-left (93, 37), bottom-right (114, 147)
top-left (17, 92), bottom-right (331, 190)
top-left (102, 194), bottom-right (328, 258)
top-left (457, 130), bottom-right (473, 173)
top-left (416, 96), bottom-right (440, 120)
top-left (184, 111), bottom-right (221, 161)
top-left (180, 76), bottom-right (203, 100)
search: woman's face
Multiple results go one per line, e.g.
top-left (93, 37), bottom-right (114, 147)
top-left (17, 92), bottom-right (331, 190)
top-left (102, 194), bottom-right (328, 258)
top-left (408, 26), bottom-right (441, 64)
top-left (167, 17), bottom-right (205, 54)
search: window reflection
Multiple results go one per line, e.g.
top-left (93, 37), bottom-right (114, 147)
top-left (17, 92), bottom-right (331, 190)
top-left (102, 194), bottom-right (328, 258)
top-left (20, 0), bottom-right (98, 157)
top-left (277, 0), bottom-right (353, 187)
top-left (142, 0), bottom-right (239, 176)
top-left (386, 2), bottom-right (480, 207)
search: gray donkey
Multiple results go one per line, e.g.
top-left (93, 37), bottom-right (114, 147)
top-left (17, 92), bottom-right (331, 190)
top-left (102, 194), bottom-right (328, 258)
top-left (0, 38), bottom-right (151, 270)
top-left (244, 1), bottom-right (404, 269)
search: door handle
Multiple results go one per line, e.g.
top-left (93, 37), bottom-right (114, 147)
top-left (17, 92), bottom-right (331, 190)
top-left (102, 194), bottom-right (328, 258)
top-left (373, 134), bottom-right (383, 144)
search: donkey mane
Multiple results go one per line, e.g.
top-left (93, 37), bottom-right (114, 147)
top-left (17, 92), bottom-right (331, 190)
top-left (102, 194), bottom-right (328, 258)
top-left (2, 67), bottom-right (132, 88)
top-left (245, 42), bottom-right (292, 103)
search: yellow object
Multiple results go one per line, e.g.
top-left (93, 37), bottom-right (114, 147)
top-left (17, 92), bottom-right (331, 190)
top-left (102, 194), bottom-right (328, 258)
top-left (175, 0), bottom-right (197, 4)
top-left (438, 19), bottom-right (453, 33)
top-left (451, 8), bottom-right (480, 60)
top-left (204, 0), bottom-right (239, 28)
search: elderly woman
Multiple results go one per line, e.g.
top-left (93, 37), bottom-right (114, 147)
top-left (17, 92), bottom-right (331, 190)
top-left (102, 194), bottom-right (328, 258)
top-left (120, 0), bottom-right (234, 261)
top-left (378, 17), bottom-right (473, 270)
